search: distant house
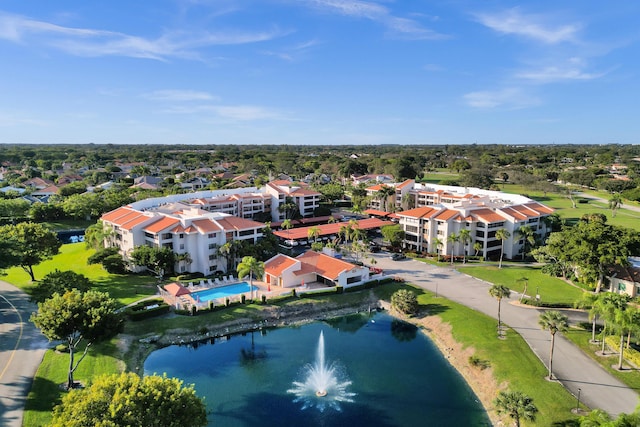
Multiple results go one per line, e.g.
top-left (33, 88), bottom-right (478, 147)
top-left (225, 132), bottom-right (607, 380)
top-left (0, 186), bottom-right (26, 195)
top-left (57, 174), bottom-right (84, 185)
top-left (608, 259), bottom-right (640, 297)
top-left (263, 251), bottom-right (370, 289)
top-left (23, 177), bottom-right (54, 190)
top-left (31, 185), bottom-right (61, 198)
top-left (130, 176), bottom-right (163, 190)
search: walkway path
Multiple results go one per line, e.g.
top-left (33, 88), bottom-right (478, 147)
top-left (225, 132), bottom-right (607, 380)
top-left (370, 253), bottom-right (639, 417)
top-left (0, 280), bottom-right (49, 427)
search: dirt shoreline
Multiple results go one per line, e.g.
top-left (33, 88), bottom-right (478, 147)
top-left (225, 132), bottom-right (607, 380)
top-left (121, 300), bottom-right (500, 425)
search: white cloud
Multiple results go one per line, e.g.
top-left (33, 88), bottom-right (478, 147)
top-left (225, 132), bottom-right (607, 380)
top-left (160, 104), bottom-right (286, 121)
top-left (516, 66), bottom-right (605, 83)
top-left (463, 88), bottom-right (540, 109)
top-left (306, 0), bottom-right (446, 40)
top-left (0, 11), bottom-right (287, 60)
top-left (143, 90), bottom-right (218, 102)
top-left (475, 8), bottom-right (580, 44)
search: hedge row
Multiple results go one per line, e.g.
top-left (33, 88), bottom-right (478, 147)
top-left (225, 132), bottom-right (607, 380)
top-left (605, 335), bottom-right (640, 368)
top-left (127, 303), bottom-right (171, 322)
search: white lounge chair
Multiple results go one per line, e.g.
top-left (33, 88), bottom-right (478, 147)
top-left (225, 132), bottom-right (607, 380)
top-left (214, 278), bottom-right (223, 286)
top-left (200, 280), bottom-right (206, 287)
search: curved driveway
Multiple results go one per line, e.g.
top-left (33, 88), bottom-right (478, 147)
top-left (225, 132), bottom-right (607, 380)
top-left (0, 280), bottom-right (49, 427)
top-left (371, 253), bottom-right (639, 417)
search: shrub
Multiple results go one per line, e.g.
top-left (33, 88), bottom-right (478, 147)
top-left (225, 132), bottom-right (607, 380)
top-left (55, 343), bottom-right (69, 353)
top-left (102, 254), bottom-right (127, 274)
top-left (127, 304), bottom-right (170, 321)
top-left (87, 247), bottom-right (120, 265)
top-left (391, 289), bottom-right (418, 315)
top-left (469, 355), bottom-right (490, 370)
top-left (378, 277), bottom-right (394, 285)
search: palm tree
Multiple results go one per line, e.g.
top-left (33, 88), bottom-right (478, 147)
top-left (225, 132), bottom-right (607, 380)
top-left (609, 193), bottom-right (623, 218)
top-left (236, 256), bottom-right (264, 301)
top-left (538, 310), bottom-right (569, 380)
top-left (458, 229), bottom-right (471, 264)
top-left (447, 232), bottom-right (459, 266)
top-left (516, 225), bottom-right (536, 261)
top-left (597, 293), bottom-right (629, 355)
top-left (489, 284), bottom-right (511, 334)
top-left (612, 307), bottom-right (636, 370)
top-left (495, 228), bottom-right (511, 269)
top-left (494, 390), bottom-right (538, 427)
top-left (433, 237), bottom-right (443, 262)
top-left (376, 185), bottom-right (395, 212)
top-left (282, 218), bottom-right (293, 242)
top-left (473, 241), bottom-right (483, 257)
top-left (575, 292), bottom-right (600, 343)
top-left (307, 226), bottom-right (321, 243)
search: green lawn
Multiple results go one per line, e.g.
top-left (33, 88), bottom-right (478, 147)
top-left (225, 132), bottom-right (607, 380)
top-left (22, 340), bottom-right (123, 427)
top-left (458, 264), bottom-right (585, 305)
top-left (42, 219), bottom-right (95, 231)
top-left (3, 242), bottom-right (158, 306)
top-left (501, 183), bottom-right (640, 231)
top-left (381, 283), bottom-right (580, 426)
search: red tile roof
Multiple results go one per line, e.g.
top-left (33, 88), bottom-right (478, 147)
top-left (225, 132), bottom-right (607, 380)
top-left (273, 218), bottom-right (393, 240)
top-left (264, 254), bottom-right (299, 276)
top-left (297, 251), bottom-right (356, 280)
top-left (144, 216), bottom-right (180, 233)
top-left (216, 216), bottom-right (264, 231)
top-left (395, 179), bottom-right (414, 189)
top-left (396, 206), bottom-right (438, 219)
top-left (523, 202), bottom-right (555, 215)
top-left (192, 219), bottom-right (222, 233)
top-left (102, 207), bottom-right (135, 222)
top-left (433, 209), bottom-right (460, 221)
top-left (471, 208), bottom-right (506, 223)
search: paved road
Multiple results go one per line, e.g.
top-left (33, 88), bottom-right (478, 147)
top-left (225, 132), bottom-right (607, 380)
top-left (0, 280), bottom-right (49, 427)
top-left (370, 253), bottom-right (639, 417)
top-left (576, 192), bottom-right (640, 214)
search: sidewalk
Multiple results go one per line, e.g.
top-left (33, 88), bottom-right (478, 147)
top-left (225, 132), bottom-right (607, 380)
top-left (0, 280), bottom-right (49, 427)
top-left (370, 253), bottom-right (639, 417)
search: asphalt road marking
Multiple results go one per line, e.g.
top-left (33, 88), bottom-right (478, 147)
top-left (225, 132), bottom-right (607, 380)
top-left (0, 294), bottom-right (23, 382)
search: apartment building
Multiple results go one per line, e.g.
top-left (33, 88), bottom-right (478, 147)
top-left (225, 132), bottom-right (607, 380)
top-left (100, 180), bottom-right (321, 275)
top-left (366, 180), bottom-right (554, 260)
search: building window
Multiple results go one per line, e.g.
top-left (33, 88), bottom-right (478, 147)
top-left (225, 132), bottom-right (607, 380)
top-left (208, 233), bottom-right (216, 238)
top-left (180, 244), bottom-right (185, 250)
top-left (161, 233), bottom-right (172, 240)
top-left (209, 254), bottom-right (216, 260)
top-left (179, 233), bottom-right (184, 238)
top-left (209, 243), bottom-right (217, 250)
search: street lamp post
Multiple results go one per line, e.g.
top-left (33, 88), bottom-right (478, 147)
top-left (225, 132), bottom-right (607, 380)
top-left (575, 388), bottom-right (581, 413)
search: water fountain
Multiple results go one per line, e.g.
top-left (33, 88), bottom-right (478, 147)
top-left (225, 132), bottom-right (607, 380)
top-left (287, 331), bottom-right (355, 412)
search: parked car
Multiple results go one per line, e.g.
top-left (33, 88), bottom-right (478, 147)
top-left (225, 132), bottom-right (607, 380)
top-left (391, 253), bottom-right (406, 261)
top-left (369, 245), bottom-right (381, 253)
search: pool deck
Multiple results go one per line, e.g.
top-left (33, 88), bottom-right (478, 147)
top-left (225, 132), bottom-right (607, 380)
top-left (163, 278), bottom-right (298, 309)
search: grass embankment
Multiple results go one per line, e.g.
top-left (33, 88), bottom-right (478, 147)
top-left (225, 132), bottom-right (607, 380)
top-left (375, 283), bottom-right (580, 426)
top-left (459, 264), bottom-right (585, 305)
top-left (3, 242), bottom-right (158, 306)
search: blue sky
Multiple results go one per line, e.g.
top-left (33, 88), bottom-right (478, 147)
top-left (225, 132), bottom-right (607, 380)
top-left (1, 1), bottom-right (639, 145)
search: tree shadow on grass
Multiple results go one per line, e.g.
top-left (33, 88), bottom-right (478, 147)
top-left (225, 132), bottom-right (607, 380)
top-left (92, 274), bottom-right (158, 303)
top-left (24, 376), bottom-right (63, 413)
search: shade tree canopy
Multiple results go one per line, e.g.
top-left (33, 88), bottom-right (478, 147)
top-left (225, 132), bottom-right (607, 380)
top-left (50, 372), bottom-right (207, 427)
top-left (30, 269), bottom-right (92, 303)
top-left (31, 289), bottom-right (123, 389)
top-left (0, 222), bottom-right (61, 281)
top-left (535, 215), bottom-right (640, 292)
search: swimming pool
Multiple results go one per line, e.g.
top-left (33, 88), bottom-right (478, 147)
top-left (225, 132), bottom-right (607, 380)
top-left (192, 282), bottom-right (256, 302)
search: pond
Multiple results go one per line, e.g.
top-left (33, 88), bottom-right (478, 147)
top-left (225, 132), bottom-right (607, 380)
top-left (144, 312), bottom-right (490, 427)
